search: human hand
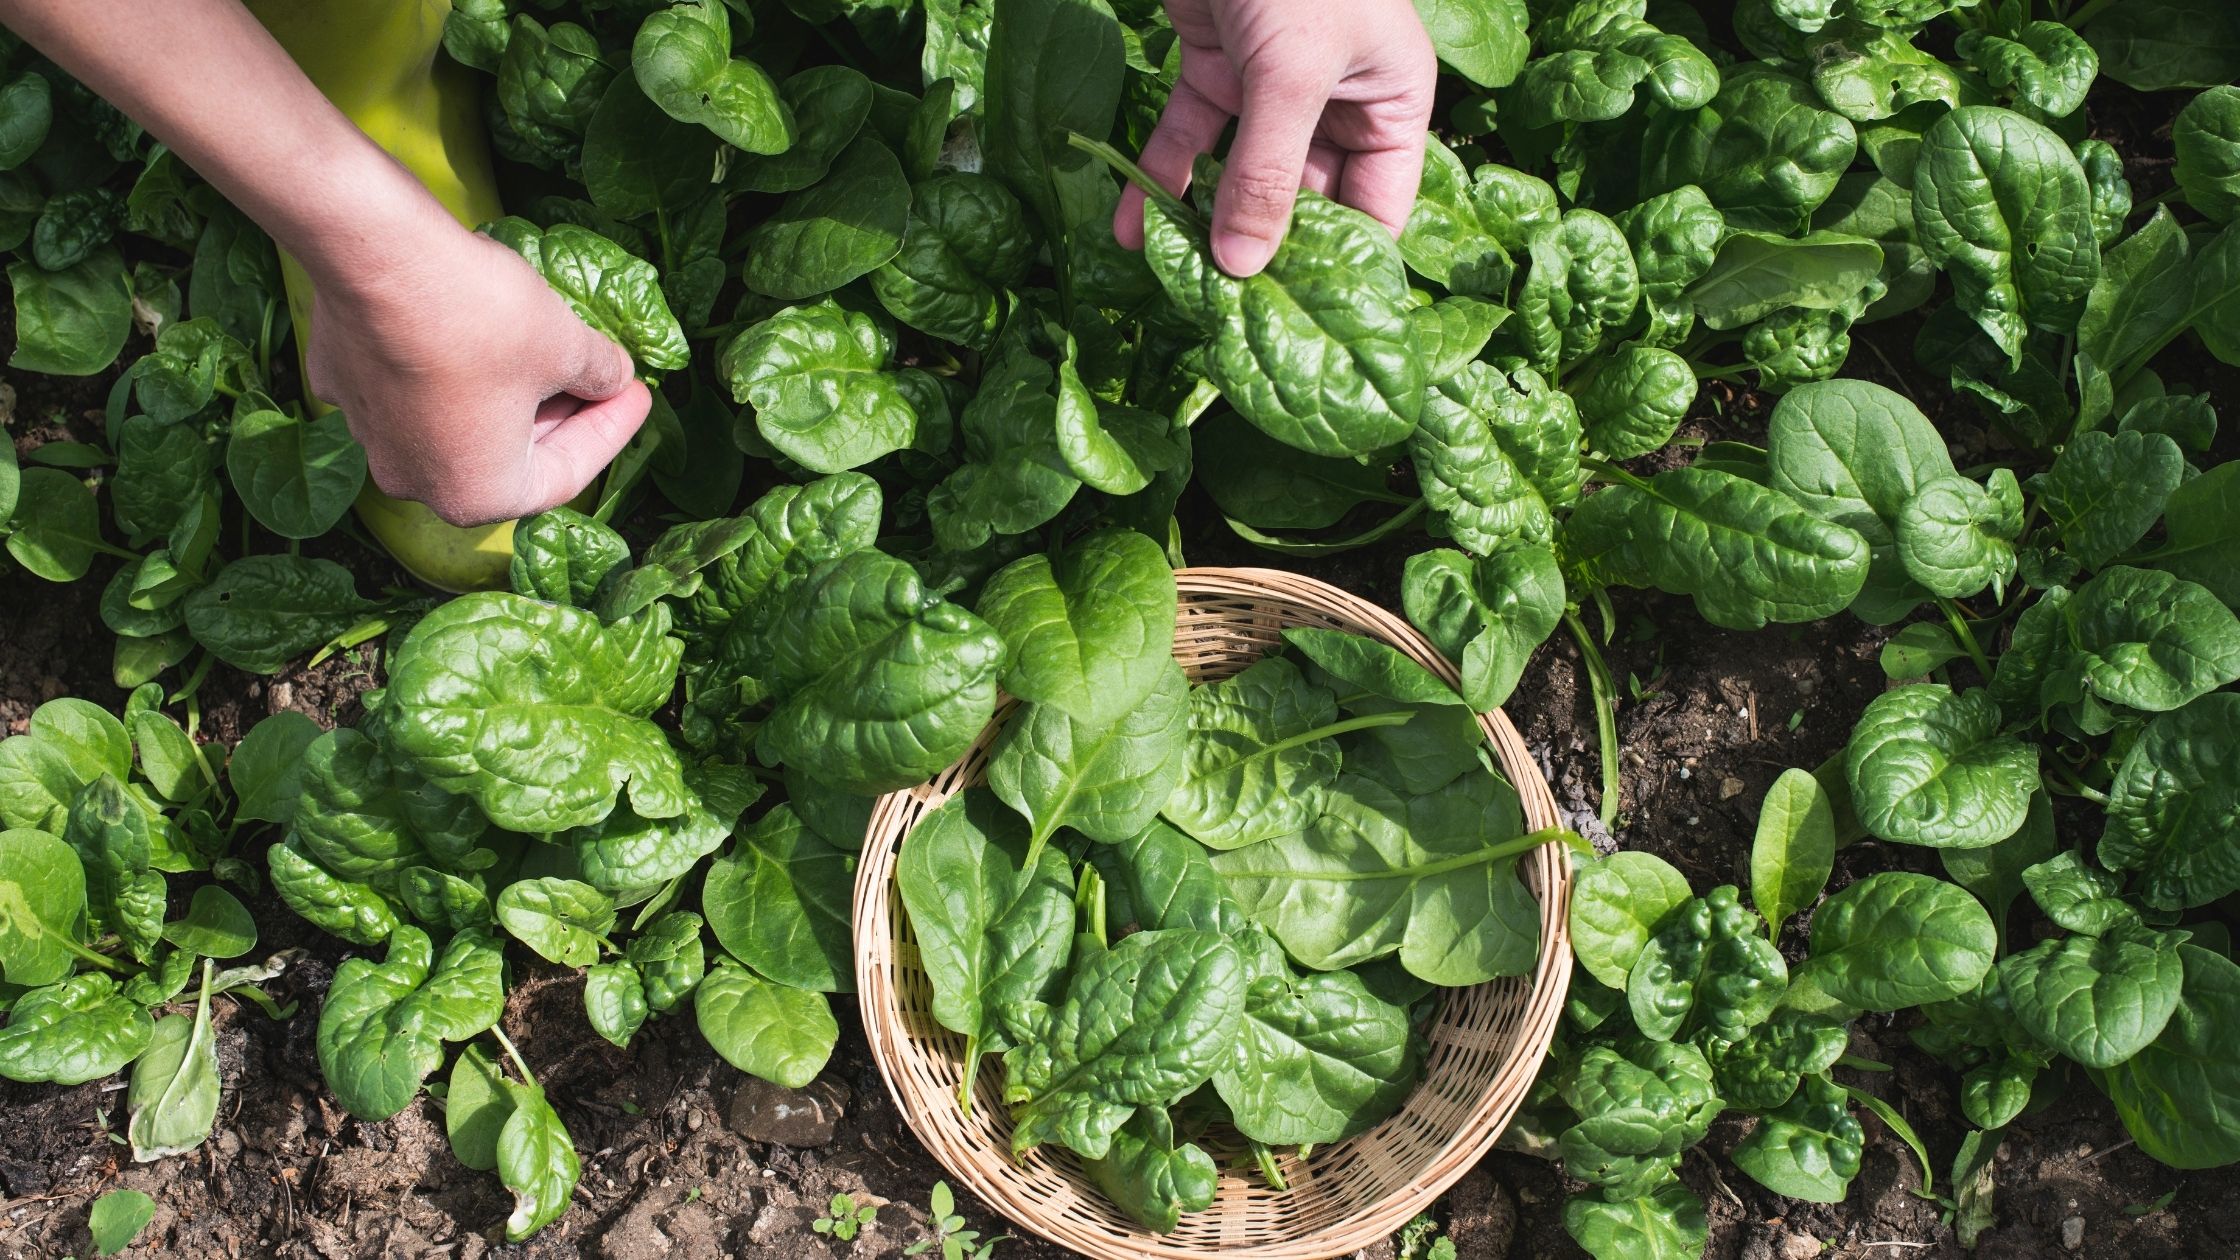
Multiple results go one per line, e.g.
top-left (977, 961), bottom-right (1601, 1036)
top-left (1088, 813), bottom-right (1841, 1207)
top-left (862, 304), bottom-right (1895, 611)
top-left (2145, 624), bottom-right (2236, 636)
top-left (302, 211), bottom-right (649, 528)
top-left (1112, 0), bottom-right (1436, 276)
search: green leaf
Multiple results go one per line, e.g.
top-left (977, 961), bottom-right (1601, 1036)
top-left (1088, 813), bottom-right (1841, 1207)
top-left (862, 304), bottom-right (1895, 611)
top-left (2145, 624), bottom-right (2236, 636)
top-left (1568, 850), bottom-right (1692, 991)
top-left (1940, 791), bottom-right (2058, 946)
top-left (590, 515), bottom-right (762, 626)
top-left (987, 662), bottom-right (1188, 852)
top-left (2081, 0), bottom-right (2240, 92)
top-left (1191, 413), bottom-right (1397, 532)
top-left (693, 960), bottom-right (837, 1088)
top-left (292, 726), bottom-right (488, 884)
top-left (1895, 471), bottom-right (2022, 600)
top-left (315, 926), bottom-right (504, 1120)
top-left (1143, 188), bottom-right (1423, 458)
top-left (740, 136), bottom-right (911, 300)
top-left (704, 805), bottom-right (855, 993)
top-left (1957, 22), bottom-right (2098, 117)
top-left (1562, 1182), bottom-right (1707, 1260)
top-left (627, 911), bottom-right (706, 1011)
top-left (384, 592), bottom-right (687, 833)
top-left (161, 886), bottom-right (256, 959)
top-left (226, 408), bottom-right (367, 540)
top-left (1161, 657), bottom-right (1348, 851)
top-left (0, 698), bottom-right (132, 834)
top-left (183, 555), bottom-right (382, 675)
top-left (482, 217), bottom-right (688, 371)
top-left (980, 0), bottom-right (1124, 248)
top-left (8, 248), bottom-right (131, 375)
top-left (1731, 1075), bottom-right (1863, 1203)
top-left (1686, 230), bottom-right (1883, 332)
top-left (1643, 69), bottom-right (1855, 233)
top-left (631, 0), bottom-right (791, 153)
top-left (0, 973), bottom-right (154, 1085)
top-left (1575, 343), bottom-right (1696, 460)
top-left (497, 1079), bottom-right (580, 1241)
top-left (511, 507), bottom-right (631, 608)
top-left (127, 963), bottom-right (219, 1160)
top-left (2038, 430), bottom-right (2185, 572)
top-left (5, 467), bottom-right (103, 583)
top-left (496, 878), bottom-right (617, 968)
top-left (0, 828), bottom-right (88, 987)
top-left (1912, 106), bottom-right (2100, 363)
top-left (88, 1189), bottom-right (157, 1257)
top-left (566, 762), bottom-right (759, 894)
top-left (1995, 568), bottom-right (2240, 719)
top-left (1083, 1108), bottom-right (1217, 1234)
top-left (1401, 545), bottom-right (1564, 711)
top-left (1567, 467), bottom-right (1869, 630)
top-left (896, 789), bottom-right (1074, 1088)
top-left (1766, 379), bottom-right (1958, 623)
top-left (266, 841), bottom-right (397, 947)
top-left (2144, 461), bottom-right (2240, 607)
top-left (1282, 627), bottom-right (1462, 708)
top-left (976, 529), bottom-right (1176, 728)
top-left (730, 65), bottom-right (873, 195)
top-left (1503, 209), bottom-right (1640, 372)
top-left (2102, 945), bottom-right (2240, 1168)
top-left (1411, 0), bottom-right (1527, 87)
top-left (1212, 938), bottom-right (1419, 1145)
top-left (753, 549), bottom-right (1006, 794)
top-left (585, 961), bottom-right (650, 1048)
top-left (1409, 362), bottom-right (1581, 557)
top-left (580, 74), bottom-right (720, 218)
top-left (1846, 685), bottom-right (2037, 849)
top-left (1751, 768), bottom-right (1836, 935)
top-left (1800, 872), bottom-right (1996, 1011)
top-left (445, 1043), bottom-right (512, 1172)
top-left (1001, 928), bottom-right (1244, 1159)
top-left (1628, 885), bottom-right (1788, 1043)
top-left (2002, 923), bottom-right (2185, 1068)
top-left (869, 172), bottom-right (1034, 349)
top-left (2098, 693), bottom-right (2240, 910)
top-left (2175, 86), bottom-right (2240, 223)
top-left (64, 776), bottom-right (162, 963)
top-left (1213, 772), bottom-right (1544, 985)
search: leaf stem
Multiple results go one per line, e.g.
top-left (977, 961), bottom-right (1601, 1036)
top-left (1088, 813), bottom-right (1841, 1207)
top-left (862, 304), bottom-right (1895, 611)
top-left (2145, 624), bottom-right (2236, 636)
top-left (1937, 598), bottom-right (1994, 680)
top-left (1064, 132), bottom-right (1199, 229)
top-left (491, 1025), bottom-right (537, 1086)
top-left (1251, 1140), bottom-right (1288, 1191)
top-left (1845, 1087), bottom-right (1935, 1199)
top-left (1563, 612), bottom-right (1623, 829)
top-left (1216, 826), bottom-right (1575, 882)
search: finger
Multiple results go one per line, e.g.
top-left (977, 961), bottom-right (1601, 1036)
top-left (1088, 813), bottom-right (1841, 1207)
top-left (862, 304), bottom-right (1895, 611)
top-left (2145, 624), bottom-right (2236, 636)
top-left (1113, 77), bottom-right (1231, 250)
top-left (1338, 138), bottom-right (1428, 238)
top-left (1303, 139), bottom-right (1346, 200)
top-left (520, 379), bottom-right (652, 515)
top-left (1213, 54), bottom-right (1336, 276)
top-left (553, 317), bottom-right (636, 401)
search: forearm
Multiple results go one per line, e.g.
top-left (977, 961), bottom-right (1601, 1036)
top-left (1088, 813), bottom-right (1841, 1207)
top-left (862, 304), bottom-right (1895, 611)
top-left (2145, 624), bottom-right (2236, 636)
top-left (0, 0), bottom-right (457, 294)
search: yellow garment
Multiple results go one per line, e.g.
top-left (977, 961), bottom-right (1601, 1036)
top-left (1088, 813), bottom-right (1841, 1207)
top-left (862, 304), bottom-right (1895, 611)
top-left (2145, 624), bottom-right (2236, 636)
top-left (246, 0), bottom-right (549, 592)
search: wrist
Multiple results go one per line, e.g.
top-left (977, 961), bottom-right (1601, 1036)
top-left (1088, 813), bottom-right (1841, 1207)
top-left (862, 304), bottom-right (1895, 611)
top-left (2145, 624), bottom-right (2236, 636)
top-left (274, 136), bottom-right (476, 303)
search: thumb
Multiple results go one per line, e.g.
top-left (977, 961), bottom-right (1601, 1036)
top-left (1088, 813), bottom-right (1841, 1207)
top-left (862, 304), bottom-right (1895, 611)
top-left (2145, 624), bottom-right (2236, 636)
top-left (520, 381), bottom-right (652, 515)
top-left (554, 317), bottom-right (637, 401)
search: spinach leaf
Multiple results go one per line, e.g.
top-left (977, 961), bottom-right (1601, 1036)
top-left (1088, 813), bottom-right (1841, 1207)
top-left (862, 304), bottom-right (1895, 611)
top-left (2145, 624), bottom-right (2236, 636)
top-left (2001, 923), bottom-right (2186, 1069)
top-left (482, 218), bottom-right (689, 371)
top-left (315, 927), bottom-right (504, 1119)
top-left (694, 958), bottom-right (838, 1088)
top-left (1162, 657), bottom-right (1374, 851)
top-left (1213, 772), bottom-right (1546, 984)
top-left (1800, 872), bottom-right (1996, 1011)
top-left (1143, 188), bottom-right (1424, 459)
top-left (496, 1077), bottom-right (580, 1241)
top-left (2175, 87), bottom-right (2240, 223)
top-left (896, 789), bottom-right (1074, 1090)
top-left (2037, 430), bottom-right (2185, 572)
top-left (1569, 850), bottom-right (1692, 992)
top-left (869, 172), bottom-right (1034, 349)
top-left (226, 407), bottom-right (367, 540)
top-left (1212, 934), bottom-right (1420, 1145)
top-left (1750, 767), bottom-right (1835, 936)
top-left (1766, 379), bottom-right (1955, 623)
top-left (496, 878), bottom-right (616, 968)
top-left (753, 549), bottom-right (1006, 794)
top-left (1628, 885), bottom-right (1788, 1043)
top-left (2098, 693), bottom-right (2240, 910)
top-left (1082, 1108), bottom-right (1217, 1234)
top-left (7, 248), bottom-right (132, 376)
top-left (1730, 1074), bottom-right (1863, 1203)
top-left (718, 299), bottom-right (918, 474)
top-left (1000, 927), bottom-right (1244, 1159)
top-left (1402, 545), bottom-right (1565, 711)
top-left (975, 528), bottom-right (1176, 729)
top-left (183, 555), bottom-right (383, 675)
top-left (267, 840), bottom-right (398, 947)
top-left (1911, 106), bottom-right (2099, 364)
top-left (988, 661), bottom-right (1188, 853)
top-left (384, 593), bottom-right (688, 832)
top-left (2102, 945), bottom-right (2240, 1169)
top-left (126, 962), bottom-right (218, 1160)
top-left (631, 0), bottom-right (791, 153)
top-left (1845, 685), bottom-right (2037, 849)
top-left (1567, 467), bottom-right (1869, 630)
top-left (0, 827), bottom-right (90, 987)
top-left (739, 136), bottom-right (911, 300)
top-left (566, 762), bottom-right (758, 893)
top-left (704, 805), bottom-right (855, 993)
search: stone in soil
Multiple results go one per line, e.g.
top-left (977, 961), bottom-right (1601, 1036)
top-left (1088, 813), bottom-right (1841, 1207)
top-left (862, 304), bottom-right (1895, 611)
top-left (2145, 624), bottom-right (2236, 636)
top-left (727, 1077), bottom-right (850, 1147)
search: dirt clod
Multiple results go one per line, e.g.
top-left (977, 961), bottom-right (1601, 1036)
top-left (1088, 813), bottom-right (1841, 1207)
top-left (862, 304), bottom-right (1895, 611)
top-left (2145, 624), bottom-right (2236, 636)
top-left (726, 1077), bottom-right (850, 1148)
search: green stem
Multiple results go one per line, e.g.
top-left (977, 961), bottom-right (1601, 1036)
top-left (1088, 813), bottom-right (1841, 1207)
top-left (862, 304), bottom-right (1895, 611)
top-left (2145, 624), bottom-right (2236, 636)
top-left (1846, 1087), bottom-right (1935, 1200)
top-left (1065, 132), bottom-right (1199, 229)
top-left (1173, 377), bottom-right (1222, 429)
top-left (1938, 598), bottom-right (1994, 680)
top-left (1563, 612), bottom-right (1624, 829)
top-left (1251, 1140), bottom-right (1288, 1191)
top-left (2047, 771), bottom-right (2112, 805)
top-left (491, 1025), bottom-right (537, 1086)
top-left (1216, 826), bottom-right (1574, 882)
top-left (2065, 0), bottom-right (2116, 29)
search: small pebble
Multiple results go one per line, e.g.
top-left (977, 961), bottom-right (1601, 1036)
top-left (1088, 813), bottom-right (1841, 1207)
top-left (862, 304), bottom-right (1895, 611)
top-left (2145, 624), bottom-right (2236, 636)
top-left (2061, 1215), bottom-right (2085, 1250)
top-left (1685, 816), bottom-right (1700, 826)
top-left (686, 1109), bottom-right (704, 1132)
top-left (1678, 766), bottom-right (1692, 780)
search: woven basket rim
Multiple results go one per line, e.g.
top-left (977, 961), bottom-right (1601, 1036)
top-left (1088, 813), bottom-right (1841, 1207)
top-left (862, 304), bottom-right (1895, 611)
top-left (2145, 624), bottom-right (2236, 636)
top-left (853, 566), bottom-right (1575, 1260)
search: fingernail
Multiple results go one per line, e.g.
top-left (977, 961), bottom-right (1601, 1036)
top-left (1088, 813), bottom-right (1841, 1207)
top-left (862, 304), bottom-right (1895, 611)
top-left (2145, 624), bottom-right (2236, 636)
top-left (1213, 230), bottom-right (1277, 277)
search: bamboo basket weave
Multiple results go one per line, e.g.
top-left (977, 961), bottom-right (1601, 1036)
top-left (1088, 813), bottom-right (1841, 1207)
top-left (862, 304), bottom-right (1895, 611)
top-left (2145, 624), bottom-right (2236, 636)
top-left (853, 568), bottom-right (1573, 1260)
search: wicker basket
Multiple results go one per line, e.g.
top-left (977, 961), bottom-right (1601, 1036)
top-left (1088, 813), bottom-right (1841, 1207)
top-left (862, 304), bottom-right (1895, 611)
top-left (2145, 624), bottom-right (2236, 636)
top-left (853, 568), bottom-right (1573, 1260)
